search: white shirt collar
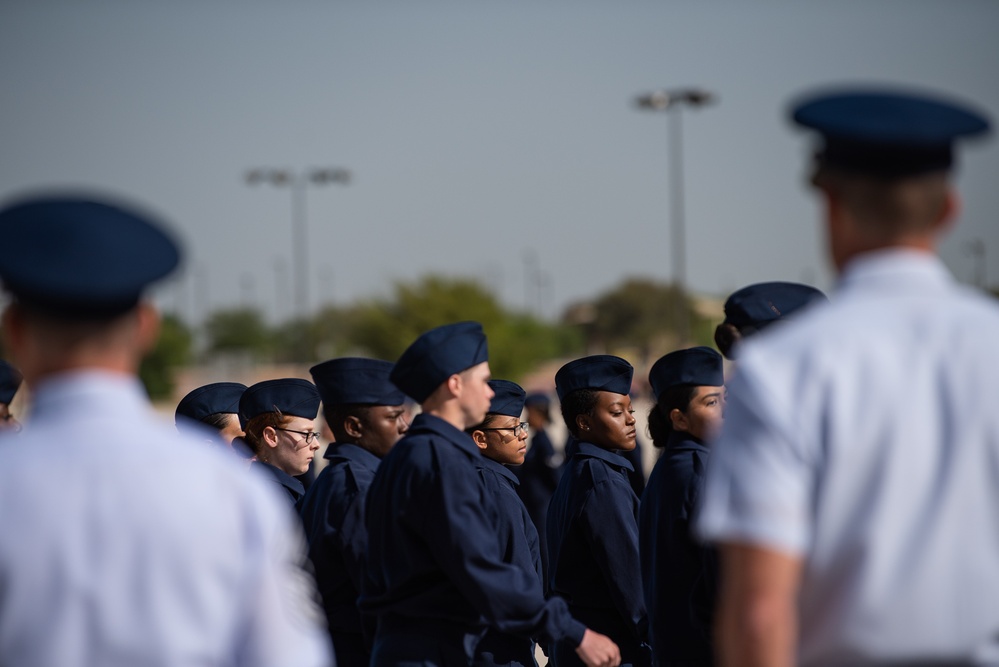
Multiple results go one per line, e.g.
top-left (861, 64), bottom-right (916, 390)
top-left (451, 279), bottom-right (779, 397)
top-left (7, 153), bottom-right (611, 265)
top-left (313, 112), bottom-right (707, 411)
top-left (836, 248), bottom-right (951, 295)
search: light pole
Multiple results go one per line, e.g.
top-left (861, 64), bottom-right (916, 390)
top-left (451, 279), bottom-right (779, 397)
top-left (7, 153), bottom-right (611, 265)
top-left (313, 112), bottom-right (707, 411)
top-left (245, 167), bottom-right (351, 318)
top-left (635, 88), bottom-right (715, 343)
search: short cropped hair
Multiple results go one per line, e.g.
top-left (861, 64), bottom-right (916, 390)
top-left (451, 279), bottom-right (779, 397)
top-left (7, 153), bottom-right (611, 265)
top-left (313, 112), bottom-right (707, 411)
top-left (560, 388), bottom-right (599, 438)
top-left (811, 166), bottom-right (949, 238)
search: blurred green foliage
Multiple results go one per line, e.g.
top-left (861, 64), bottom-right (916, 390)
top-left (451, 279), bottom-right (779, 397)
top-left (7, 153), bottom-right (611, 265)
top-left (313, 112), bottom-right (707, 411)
top-left (139, 314), bottom-right (193, 400)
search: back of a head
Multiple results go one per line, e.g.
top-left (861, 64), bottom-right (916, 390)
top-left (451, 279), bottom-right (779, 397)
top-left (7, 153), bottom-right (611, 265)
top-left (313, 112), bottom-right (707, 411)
top-left (716, 282), bottom-right (827, 359)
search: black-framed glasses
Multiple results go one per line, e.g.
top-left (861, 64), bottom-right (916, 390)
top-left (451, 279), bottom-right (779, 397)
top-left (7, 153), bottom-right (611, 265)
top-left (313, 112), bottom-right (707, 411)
top-left (480, 422), bottom-right (529, 438)
top-left (275, 427), bottom-right (321, 445)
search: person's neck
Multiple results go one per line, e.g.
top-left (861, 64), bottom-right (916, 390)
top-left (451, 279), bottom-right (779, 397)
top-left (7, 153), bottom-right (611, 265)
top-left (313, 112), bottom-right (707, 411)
top-left (421, 398), bottom-right (467, 431)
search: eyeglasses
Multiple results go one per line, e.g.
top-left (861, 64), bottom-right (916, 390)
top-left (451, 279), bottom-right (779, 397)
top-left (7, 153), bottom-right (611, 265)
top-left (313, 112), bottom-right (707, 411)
top-left (275, 427), bottom-right (321, 445)
top-left (480, 422), bottom-right (529, 438)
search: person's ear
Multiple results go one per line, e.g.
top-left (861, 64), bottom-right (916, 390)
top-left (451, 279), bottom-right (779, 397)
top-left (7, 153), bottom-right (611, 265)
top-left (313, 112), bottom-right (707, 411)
top-left (446, 373), bottom-right (462, 399)
top-left (670, 408), bottom-right (689, 432)
top-left (344, 415), bottom-right (364, 440)
top-left (471, 430), bottom-right (488, 451)
top-left (134, 302), bottom-right (161, 356)
top-left (262, 425), bottom-right (280, 449)
top-left (936, 187), bottom-right (960, 233)
top-left (575, 413), bottom-right (591, 436)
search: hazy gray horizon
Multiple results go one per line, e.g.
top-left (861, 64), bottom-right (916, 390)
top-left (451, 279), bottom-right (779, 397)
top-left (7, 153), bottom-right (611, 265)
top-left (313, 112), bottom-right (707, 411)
top-left (3, 1), bottom-right (997, 324)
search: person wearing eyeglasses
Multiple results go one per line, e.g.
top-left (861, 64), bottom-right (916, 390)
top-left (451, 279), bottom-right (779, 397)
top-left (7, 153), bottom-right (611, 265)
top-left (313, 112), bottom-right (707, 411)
top-left (547, 355), bottom-right (650, 667)
top-left (0, 360), bottom-right (23, 433)
top-left (240, 378), bottom-right (322, 510)
top-left (300, 357), bottom-right (410, 667)
top-left (465, 379), bottom-right (541, 666)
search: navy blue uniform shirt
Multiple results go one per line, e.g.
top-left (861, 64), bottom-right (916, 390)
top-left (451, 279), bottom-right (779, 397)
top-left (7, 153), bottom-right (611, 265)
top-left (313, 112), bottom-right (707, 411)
top-left (251, 460), bottom-right (306, 511)
top-left (360, 413), bottom-right (585, 664)
top-left (547, 441), bottom-right (650, 666)
top-left (515, 428), bottom-right (560, 582)
top-left (299, 442), bottom-right (380, 665)
top-left (563, 436), bottom-right (646, 499)
top-left (474, 455), bottom-right (543, 667)
top-left (639, 432), bottom-right (717, 666)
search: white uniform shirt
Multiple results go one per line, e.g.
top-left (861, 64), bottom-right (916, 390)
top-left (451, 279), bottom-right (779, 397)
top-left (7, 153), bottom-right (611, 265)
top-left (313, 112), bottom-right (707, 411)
top-left (697, 249), bottom-right (999, 665)
top-left (0, 371), bottom-right (333, 667)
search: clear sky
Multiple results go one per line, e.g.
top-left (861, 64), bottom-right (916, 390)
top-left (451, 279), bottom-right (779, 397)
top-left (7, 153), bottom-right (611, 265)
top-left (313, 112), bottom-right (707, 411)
top-left (3, 0), bottom-right (997, 323)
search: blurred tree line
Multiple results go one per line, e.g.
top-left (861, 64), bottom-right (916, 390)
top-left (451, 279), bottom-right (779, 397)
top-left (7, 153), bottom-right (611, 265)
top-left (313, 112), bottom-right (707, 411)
top-left (141, 274), bottom-right (715, 399)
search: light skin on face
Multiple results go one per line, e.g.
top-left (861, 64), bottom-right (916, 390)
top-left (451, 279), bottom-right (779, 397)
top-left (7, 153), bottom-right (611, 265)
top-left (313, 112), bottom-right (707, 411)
top-left (346, 404), bottom-right (408, 458)
top-left (262, 415), bottom-right (320, 476)
top-left (670, 385), bottom-right (725, 442)
top-left (218, 413), bottom-right (244, 446)
top-left (577, 391), bottom-right (637, 451)
top-left (456, 362), bottom-right (494, 428)
top-left (472, 414), bottom-right (529, 465)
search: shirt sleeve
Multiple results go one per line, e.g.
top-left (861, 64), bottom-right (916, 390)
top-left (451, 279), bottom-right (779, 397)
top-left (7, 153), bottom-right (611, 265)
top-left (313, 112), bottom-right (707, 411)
top-left (579, 479), bottom-right (648, 641)
top-left (420, 448), bottom-right (586, 648)
top-left (235, 495), bottom-right (334, 667)
top-left (695, 359), bottom-right (814, 556)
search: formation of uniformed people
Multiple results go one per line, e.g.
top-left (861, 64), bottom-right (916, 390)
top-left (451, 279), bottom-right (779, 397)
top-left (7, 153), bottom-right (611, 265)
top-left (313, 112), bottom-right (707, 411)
top-left (0, 84), bottom-right (994, 667)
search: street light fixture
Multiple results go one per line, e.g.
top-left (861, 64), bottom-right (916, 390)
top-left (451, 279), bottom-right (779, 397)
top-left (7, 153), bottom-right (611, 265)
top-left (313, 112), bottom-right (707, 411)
top-left (635, 87), bottom-right (715, 343)
top-left (245, 167), bottom-right (351, 317)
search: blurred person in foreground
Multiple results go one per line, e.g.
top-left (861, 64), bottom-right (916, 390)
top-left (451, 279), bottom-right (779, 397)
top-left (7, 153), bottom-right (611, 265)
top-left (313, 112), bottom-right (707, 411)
top-left (697, 88), bottom-right (997, 666)
top-left (0, 359), bottom-right (23, 432)
top-left (0, 194), bottom-right (332, 666)
top-left (300, 357), bottom-right (409, 666)
top-left (361, 321), bottom-right (620, 667)
top-left (467, 379), bottom-right (542, 666)
top-left (639, 346), bottom-right (725, 666)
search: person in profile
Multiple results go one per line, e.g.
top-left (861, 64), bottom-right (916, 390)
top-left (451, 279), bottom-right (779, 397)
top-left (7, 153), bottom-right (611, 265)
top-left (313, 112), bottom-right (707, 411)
top-left (697, 88), bottom-right (999, 665)
top-left (240, 378), bottom-right (323, 510)
top-left (713, 282), bottom-right (826, 360)
top-left (547, 355), bottom-right (649, 667)
top-left (0, 194), bottom-right (332, 666)
top-left (175, 381), bottom-right (247, 446)
top-left (640, 346), bottom-right (725, 666)
top-left (361, 321), bottom-right (620, 667)
top-left (467, 379), bottom-right (543, 666)
top-left (300, 357), bottom-right (409, 666)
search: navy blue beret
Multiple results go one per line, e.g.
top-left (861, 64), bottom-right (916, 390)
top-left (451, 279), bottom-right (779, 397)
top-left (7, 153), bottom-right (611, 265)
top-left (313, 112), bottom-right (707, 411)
top-left (524, 392), bottom-right (551, 410)
top-left (0, 195), bottom-right (180, 318)
top-left (310, 357), bottom-right (405, 407)
top-left (390, 321), bottom-right (489, 403)
top-left (488, 380), bottom-right (527, 418)
top-left (239, 378), bottom-right (320, 429)
top-left (791, 88), bottom-right (991, 176)
top-left (555, 355), bottom-right (634, 402)
top-left (0, 360), bottom-right (22, 405)
top-left (723, 282), bottom-right (826, 332)
top-left (175, 382), bottom-right (246, 425)
top-left (649, 347), bottom-right (725, 402)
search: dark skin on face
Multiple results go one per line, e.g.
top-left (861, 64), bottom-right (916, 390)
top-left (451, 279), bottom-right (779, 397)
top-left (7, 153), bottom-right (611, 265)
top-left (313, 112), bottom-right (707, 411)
top-left (576, 391), bottom-right (637, 451)
top-left (472, 414), bottom-right (529, 465)
top-left (345, 404), bottom-right (408, 458)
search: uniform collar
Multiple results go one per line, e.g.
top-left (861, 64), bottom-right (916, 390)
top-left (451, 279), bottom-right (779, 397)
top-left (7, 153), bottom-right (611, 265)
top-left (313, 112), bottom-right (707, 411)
top-left (666, 430), bottom-right (709, 454)
top-left (253, 460), bottom-right (305, 498)
top-left (476, 454), bottom-right (520, 486)
top-left (837, 248), bottom-right (951, 294)
top-left (323, 442), bottom-right (381, 470)
top-left (407, 412), bottom-right (480, 458)
top-left (574, 440), bottom-right (634, 472)
top-left (29, 370), bottom-right (151, 421)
